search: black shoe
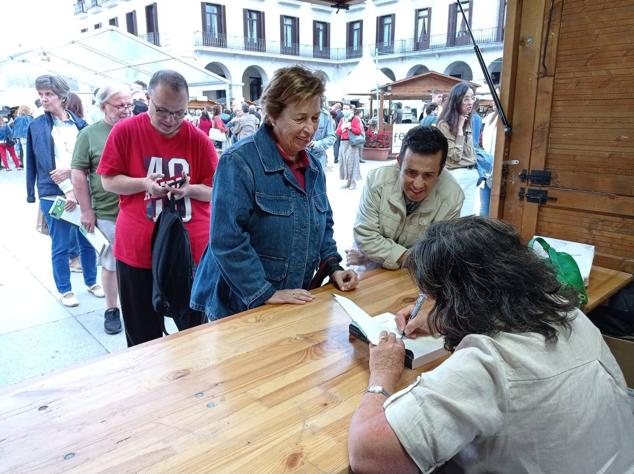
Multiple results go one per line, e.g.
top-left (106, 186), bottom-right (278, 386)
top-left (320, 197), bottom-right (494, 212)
top-left (359, 159), bottom-right (366, 163)
top-left (104, 307), bottom-right (122, 335)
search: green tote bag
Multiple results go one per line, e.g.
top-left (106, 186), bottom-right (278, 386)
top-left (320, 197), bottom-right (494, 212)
top-left (529, 237), bottom-right (588, 307)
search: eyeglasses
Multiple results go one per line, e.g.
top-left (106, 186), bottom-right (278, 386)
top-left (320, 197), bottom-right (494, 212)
top-left (106, 102), bottom-right (134, 111)
top-left (462, 96), bottom-right (476, 104)
top-left (152, 104), bottom-right (188, 120)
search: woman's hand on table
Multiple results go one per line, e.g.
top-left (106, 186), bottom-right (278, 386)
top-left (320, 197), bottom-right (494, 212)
top-left (331, 269), bottom-right (359, 291)
top-left (395, 303), bottom-right (432, 338)
top-left (266, 289), bottom-right (315, 305)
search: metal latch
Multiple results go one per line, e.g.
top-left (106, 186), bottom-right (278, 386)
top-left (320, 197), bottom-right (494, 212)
top-left (519, 169), bottom-right (551, 186)
top-left (518, 188), bottom-right (557, 205)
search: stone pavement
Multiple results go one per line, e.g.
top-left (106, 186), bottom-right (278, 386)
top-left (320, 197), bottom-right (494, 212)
top-left (0, 158), bottom-right (390, 388)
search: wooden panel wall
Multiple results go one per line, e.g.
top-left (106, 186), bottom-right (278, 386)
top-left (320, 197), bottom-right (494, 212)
top-left (498, 0), bottom-right (634, 273)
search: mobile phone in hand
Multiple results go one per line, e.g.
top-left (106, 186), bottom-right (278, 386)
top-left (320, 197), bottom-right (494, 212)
top-left (156, 174), bottom-right (186, 189)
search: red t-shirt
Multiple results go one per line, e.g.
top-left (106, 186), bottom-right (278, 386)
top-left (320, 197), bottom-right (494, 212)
top-left (97, 113), bottom-right (217, 269)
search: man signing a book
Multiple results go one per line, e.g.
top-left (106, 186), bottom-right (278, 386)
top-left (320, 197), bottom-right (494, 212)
top-left (348, 217), bottom-right (634, 473)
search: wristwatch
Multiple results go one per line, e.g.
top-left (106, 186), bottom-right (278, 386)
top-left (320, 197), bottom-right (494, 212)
top-left (366, 385), bottom-right (391, 398)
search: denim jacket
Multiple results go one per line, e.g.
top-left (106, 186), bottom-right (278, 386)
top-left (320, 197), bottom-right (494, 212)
top-left (26, 111), bottom-right (87, 202)
top-left (190, 124), bottom-right (341, 319)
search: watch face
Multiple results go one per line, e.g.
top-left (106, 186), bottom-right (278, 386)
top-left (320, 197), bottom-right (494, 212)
top-left (367, 386), bottom-right (390, 397)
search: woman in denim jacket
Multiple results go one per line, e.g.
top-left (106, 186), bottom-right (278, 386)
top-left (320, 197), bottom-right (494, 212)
top-left (191, 66), bottom-right (358, 320)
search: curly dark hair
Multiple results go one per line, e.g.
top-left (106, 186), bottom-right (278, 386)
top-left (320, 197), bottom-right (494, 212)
top-left (405, 216), bottom-right (579, 351)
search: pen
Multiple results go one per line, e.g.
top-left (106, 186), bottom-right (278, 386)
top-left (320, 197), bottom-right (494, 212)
top-left (402, 294), bottom-right (427, 337)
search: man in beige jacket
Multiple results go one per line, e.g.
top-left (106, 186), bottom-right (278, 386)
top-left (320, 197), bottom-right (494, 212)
top-left (346, 126), bottom-right (463, 270)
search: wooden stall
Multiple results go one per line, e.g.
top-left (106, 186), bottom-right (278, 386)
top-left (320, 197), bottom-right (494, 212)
top-left (491, 0), bottom-right (634, 274)
top-left (187, 98), bottom-right (219, 112)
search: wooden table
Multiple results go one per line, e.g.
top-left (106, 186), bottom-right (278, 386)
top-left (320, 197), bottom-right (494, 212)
top-left (0, 270), bottom-right (430, 473)
top-left (1, 266), bottom-right (630, 473)
top-left (584, 265), bottom-right (633, 312)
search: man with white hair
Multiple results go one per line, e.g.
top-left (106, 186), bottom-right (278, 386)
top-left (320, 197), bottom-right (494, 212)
top-left (71, 84), bottom-right (133, 335)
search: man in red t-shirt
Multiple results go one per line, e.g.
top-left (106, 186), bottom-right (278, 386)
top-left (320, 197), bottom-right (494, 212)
top-left (98, 70), bottom-right (218, 346)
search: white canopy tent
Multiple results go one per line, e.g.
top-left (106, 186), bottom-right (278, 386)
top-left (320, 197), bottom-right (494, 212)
top-left (0, 27), bottom-right (234, 106)
top-left (325, 51), bottom-right (393, 102)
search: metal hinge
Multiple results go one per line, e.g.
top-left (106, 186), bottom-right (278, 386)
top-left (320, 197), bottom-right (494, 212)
top-left (518, 188), bottom-right (557, 205)
top-left (519, 169), bottom-right (551, 186)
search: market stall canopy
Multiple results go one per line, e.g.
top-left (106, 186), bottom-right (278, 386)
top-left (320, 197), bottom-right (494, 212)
top-left (0, 27), bottom-right (231, 101)
top-left (377, 71), bottom-right (480, 100)
top-left (326, 53), bottom-right (393, 101)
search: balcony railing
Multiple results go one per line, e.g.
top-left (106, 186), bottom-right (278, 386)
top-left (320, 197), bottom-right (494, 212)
top-left (193, 26), bottom-right (503, 61)
top-left (380, 27), bottom-right (502, 56)
top-left (201, 32), bottom-right (227, 48)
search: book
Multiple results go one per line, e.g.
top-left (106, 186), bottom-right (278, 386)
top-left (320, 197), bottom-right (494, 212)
top-left (48, 196), bottom-right (111, 255)
top-left (333, 294), bottom-right (448, 369)
top-left (532, 236), bottom-right (595, 287)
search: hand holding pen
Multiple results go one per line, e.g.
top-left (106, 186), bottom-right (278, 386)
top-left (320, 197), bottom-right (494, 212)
top-left (395, 294), bottom-right (430, 338)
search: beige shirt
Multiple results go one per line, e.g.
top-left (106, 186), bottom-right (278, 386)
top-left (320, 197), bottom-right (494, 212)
top-left (437, 121), bottom-right (477, 169)
top-left (384, 310), bottom-right (634, 474)
top-left (353, 164), bottom-right (464, 270)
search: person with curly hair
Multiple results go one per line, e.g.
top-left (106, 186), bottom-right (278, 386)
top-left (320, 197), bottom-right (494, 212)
top-left (349, 216), bottom-right (634, 473)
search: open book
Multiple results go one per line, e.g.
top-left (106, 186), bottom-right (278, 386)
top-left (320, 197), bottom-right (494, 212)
top-left (334, 294), bottom-right (448, 369)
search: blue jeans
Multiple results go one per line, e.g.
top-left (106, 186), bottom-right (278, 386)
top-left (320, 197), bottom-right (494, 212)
top-left (39, 199), bottom-right (97, 294)
top-left (68, 226), bottom-right (80, 260)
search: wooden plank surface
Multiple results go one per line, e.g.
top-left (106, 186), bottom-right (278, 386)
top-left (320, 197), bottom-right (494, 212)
top-left (0, 270), bottom-right (433, 474)
top-left (0, 266), bottom-right (629, 473)
top-left (585, 265), bottom-right (634, 312)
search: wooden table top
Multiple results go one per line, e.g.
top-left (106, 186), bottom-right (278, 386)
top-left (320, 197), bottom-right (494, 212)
top-left (1, 265), bottom-right (630, 473)
top-left (0, 269), bottom-right (431, 473)
top-left (584, 265), bottom-right (633, 312)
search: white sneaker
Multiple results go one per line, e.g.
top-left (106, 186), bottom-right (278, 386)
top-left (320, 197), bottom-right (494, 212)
top-left (60, 291), bottom-right (79, 307)
top-left (87, 284), bottom-right (105, 298)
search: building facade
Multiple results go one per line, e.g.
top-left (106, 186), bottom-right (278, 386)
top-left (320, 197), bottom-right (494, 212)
top-left (73, 0), bottom-right (505, 104)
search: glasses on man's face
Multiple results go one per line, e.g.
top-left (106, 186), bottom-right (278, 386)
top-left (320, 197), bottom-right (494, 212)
top-left (152, 104), bottom-right (188, 120)
top-left (106, 102), bottom-right (134, 111)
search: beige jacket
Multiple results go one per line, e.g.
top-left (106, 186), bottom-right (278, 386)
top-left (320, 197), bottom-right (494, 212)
top-left (437, 121), bottom-right (477, 169)
top-left (353, 164), bottom-right (464, 270)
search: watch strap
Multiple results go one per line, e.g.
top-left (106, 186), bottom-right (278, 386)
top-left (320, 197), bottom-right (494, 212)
top-left (366, 385), bottom-right (391, 398)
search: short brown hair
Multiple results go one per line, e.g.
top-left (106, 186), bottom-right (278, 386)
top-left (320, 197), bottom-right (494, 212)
top-left (260, 66), bottom-right (324, 124)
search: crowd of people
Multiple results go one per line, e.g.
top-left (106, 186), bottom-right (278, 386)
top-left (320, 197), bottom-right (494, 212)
top-left (7, 66), bottom-right (632, 471)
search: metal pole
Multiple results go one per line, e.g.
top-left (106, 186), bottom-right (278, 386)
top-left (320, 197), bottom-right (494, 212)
top-left (456, 1), bottom-right (511, 134)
